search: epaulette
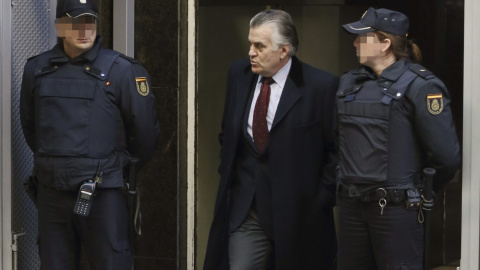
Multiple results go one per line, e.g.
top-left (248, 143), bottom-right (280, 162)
top-left (26, 55), bottom-right (39, 62)
top-left (26, 51), bottom-right (49, 62)
top-left (118, 54), bottom-right (139, 64)
top-left (409, 64), bottom-right (434, 80)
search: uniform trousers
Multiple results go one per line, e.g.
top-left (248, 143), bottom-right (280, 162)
top-left (337, 197), bottom-right (424, 270)
top-left (37, 184), bottom-right (132, 270)
top-left (229, 207), bottom-right (274, 270)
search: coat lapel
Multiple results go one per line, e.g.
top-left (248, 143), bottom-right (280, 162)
top-left (271, 56), bottom-right (303, 130)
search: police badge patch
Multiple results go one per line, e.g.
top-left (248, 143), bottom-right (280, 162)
top-left (135, 77), bottom-right (150, 96)
top-left (427, 93), bottom-right (443, 115)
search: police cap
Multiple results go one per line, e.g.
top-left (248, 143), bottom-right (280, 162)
top-left (56, 0), bottom-right (98, 19)
top-left (342, 7), bottom-right (409, 37)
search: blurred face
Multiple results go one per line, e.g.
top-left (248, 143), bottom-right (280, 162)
top-left (353, 32), bottom-right (386, 65)
top-left (248, 24), bottom-right (289, 77)
top-left (55, 16), bottom-right (97, 58)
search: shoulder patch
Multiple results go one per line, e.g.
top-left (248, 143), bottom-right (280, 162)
top-left (135, 77), bottom-right (150, 96)
top-left (409, 64), bottom-right (434, 79)
top-left (427, 93), bottom-right (444, 115)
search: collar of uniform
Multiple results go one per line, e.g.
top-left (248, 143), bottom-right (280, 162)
top-left (378, 59), bottom-right (409, 81)
top-left (78, 36), bottom-right (103, 63)
top-left (49, 43), bottom-right (70, 64)
top-left (351, 65), bottom-right (376, 80)
top-left (49, 36), bottom-right (103, 64)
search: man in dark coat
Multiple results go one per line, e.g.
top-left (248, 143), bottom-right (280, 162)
top-left (204, 9), bottom-right (338, 270)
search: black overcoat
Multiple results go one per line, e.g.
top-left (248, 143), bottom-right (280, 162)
top-left (204, 56), bottom-right (339, 269)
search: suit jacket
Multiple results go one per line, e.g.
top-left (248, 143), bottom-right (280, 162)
top-left (204, 56), bottom-right (339, 270)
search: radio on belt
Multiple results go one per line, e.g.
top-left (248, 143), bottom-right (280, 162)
top-left (73, 162), bottom-right (103, 216)
top-left (74, 180), bottom-right (96, 216)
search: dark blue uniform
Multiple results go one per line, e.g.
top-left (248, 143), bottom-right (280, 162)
top-left (20, 37), bottom-right (160, 270)
top-left (335, 59), bottom-right (460, 269)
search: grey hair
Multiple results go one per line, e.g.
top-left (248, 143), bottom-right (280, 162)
top-left (250, 9), bottom-right (298, 56)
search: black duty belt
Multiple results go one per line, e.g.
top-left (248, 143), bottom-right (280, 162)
top-left (337, 185), bottom-right (407, 204)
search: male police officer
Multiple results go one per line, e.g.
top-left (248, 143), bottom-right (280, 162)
top-left (20, 0), bottom-right (159, 269)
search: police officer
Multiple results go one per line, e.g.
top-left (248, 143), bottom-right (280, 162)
top-left (336, 7), bottom-right (460, 270)
top-left (20, 0), bottom-right (160, 269)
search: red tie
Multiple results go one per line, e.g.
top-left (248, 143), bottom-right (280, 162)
top-left (253, 77), bottom-right (274, 152)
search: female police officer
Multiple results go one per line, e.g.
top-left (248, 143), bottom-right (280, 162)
top-left (336, 7), bottom-right (460, 269)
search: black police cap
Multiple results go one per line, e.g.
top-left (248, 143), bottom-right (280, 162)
top-left (342, 7), bottom-right (409, 37)
top-left (56, 0), bottom-right (98, 19)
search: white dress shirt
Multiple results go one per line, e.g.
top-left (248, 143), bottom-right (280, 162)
top-left (247, 58), bottom-right (292, 139)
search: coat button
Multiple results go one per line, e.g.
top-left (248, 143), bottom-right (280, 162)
top-left (396, 93), bottom-right (402, 97)
top-left (85, 66), bottom-right (90, 71)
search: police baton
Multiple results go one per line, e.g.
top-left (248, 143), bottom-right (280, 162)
top-left (127, 157), bottom-right (140, 268)
top-left (422, 168), bottom-right (436, 270)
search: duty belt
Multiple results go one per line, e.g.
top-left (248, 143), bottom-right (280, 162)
top-left (337, 185), bottom-right (406, 204)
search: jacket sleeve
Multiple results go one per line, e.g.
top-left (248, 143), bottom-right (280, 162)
top-left (321, 75), bottom-right (340, 197)
top-left (20, 61), bottom-right (37, 152)
top-left (115, 61), bottom-right (160, 167)
top-left (409, 78), bottom-right (461, 190)
top-left (217, 62), bottom-right (238, 174)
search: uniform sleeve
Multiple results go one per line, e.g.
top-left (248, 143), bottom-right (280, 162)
top-left (409, 78), bottom-right (461, 190)
top-left (116, 62), bottom-right (160, 167)
top-left (20, 61), bottom-right (37, 152)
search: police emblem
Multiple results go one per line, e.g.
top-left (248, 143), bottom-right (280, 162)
top-left (135, 77), bottom-right (149, 96)
top-left (427, 93), bottom-right (443, 115)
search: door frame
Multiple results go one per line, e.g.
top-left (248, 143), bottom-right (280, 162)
top-left (461, 0), bottom-right (480, 268)
top-left (0, 0), bottom-right (13, 267)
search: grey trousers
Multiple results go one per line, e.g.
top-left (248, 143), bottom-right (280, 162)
top-left (229, 208), bottom-right (274, 270)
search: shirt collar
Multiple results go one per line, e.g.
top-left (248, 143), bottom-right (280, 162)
top-left (257, 58), bottom-right (292, 88)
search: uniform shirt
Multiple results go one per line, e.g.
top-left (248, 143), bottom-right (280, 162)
top-left (20, 37), bottom-right (160, 189)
